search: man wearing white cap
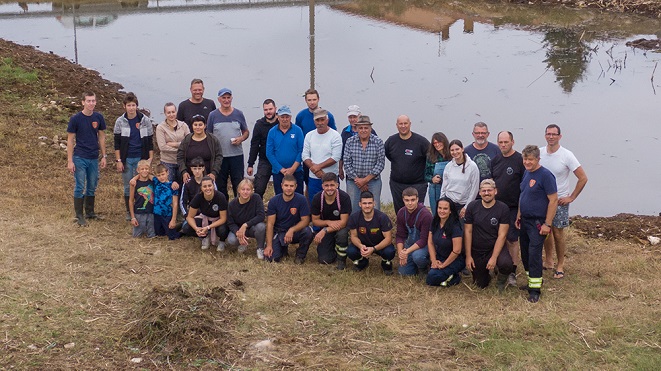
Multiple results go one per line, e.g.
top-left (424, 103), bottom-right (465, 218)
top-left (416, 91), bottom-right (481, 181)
top-left (302, 108), bottom-right (343, 206)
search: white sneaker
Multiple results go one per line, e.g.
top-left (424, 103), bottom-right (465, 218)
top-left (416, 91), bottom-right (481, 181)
top-left (216, 241), bottom-right (226, 252)
top-left (201, 237), bottom-right (210, 250)
top-left (256, 248), bottom-right (265, 260)
top-left (238, 245), bottom-right (248, 254)
top-left (507, 272), bottom-right (518, 287)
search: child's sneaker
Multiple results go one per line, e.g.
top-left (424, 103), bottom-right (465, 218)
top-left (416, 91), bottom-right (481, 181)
top-left (237, 245), bottom-right (248, 254)
top-left (256, 248), bottom-right (265, 260)
top-left (201, 237), bottom-right (210, 250)
top-left (216, 241), bottom-right (226, 252)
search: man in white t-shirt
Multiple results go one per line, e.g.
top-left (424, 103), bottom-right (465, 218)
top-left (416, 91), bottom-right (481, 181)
top-left (302, 108), bottom-right (343, 206)
top-left (539, 124), bottom-right (588, 280)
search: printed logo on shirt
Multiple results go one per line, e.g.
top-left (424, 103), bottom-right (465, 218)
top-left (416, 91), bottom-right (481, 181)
top-left (290, 207), bottom-right (298, 215)
top-left (290, 134), bottom-right (295, 139)
top-left (529, 179), bottom-right (537, 187)
top-left (506, 166), bottom-right (513, 175)
top-left (91, 121), bottom-right (98, 129)
top-left (212, 204), bottom-right (219, 212)
top-left (369, 228), bottom-right (380, 234)
top-left (490, 217), bottom-right (498, 226)
top-left (333, 210), bottom-right (340, 216)
top-left (135, 122), bottom-right (140, 129)
top-left (359, 227), bottom-right (367, 234)
top-left (404, 149), bottom-right (413, 156)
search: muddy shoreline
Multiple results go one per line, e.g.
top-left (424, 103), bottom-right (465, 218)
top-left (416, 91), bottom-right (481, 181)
top-left (506, 0), bottom-right (661, 18)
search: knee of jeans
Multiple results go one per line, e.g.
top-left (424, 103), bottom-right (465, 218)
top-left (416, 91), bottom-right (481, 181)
top-left (411, 249), bottom-right (430, 266)
top-left (346, 244), bottom-right (360, 260)
top-left (253, 222), bottom-right (266, 234)
top-left (226, 233), bottom-right (239, 246)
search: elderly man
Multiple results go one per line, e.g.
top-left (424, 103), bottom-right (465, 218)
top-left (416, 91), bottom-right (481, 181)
top-left (177, 78), bottom-right (216, 130)
top-left (464, 122), bottom-right (500, 183)
top-left (247, 99), bottom-right (279, 198)
top-left (266, 105), bottom-right (304, 195)
top-left (384, 115), bottom-right (430, 212)
top-left (338, 105), bottom-right (377, 181)
top-left (342, 115), bottom-right (385, 212)
top-left (517, 145), bottom-right (558, 303)
top-left (464, 179), bottom-right (513, 292)
top-left (302, 108), bottom-right (343, 206)
top-left (207, 88), bottom-right (249, 200)
top-left (540, 124), bottom-right (588, 279)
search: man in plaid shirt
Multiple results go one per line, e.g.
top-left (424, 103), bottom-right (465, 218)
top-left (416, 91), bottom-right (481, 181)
top-left (342, 115), bottom-right (385, 212)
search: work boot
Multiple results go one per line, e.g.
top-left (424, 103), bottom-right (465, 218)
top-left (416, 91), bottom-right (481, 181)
top-left (336, 256), bottom-right (346, 270)
top-left (496, 272), bottom-right (509, 293)
top-left (84, 196), bottom-right (103, 220)
top-left (124, 196), bottom-right (131, 221)
top-left (74, 197), bottom-right (87, 226)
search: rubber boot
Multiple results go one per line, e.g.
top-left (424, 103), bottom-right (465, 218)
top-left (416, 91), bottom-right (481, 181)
top-left (496, 272), bottom-right (508, 293)
top-left (124, 196), bottom-right (131, 221)
top-left (336, 256), bottom-right (346, 270)
top-left (74, 197), bottom-right (87, 226)
top-left (84, 196), bottom-right (103, 220)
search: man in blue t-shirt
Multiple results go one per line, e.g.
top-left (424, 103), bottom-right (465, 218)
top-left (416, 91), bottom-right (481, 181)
top-left (264, 175), bottom-right (313, 264)
top-left (464, 122), bottom-right (500, 184)
top-left (207, 88), bottom-right (249, 200)
top-left (66, 92), bottom-right (107, 226)
top-left (516, 145), bottom-right (558, 303)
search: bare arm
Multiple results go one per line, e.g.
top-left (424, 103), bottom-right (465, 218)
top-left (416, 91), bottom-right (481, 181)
top-left (560, 166), bottom-right (588, 205)
top-left (67, 133), bottom-right (75, 173)
top-left (464, 223), bottom-right (474, 271)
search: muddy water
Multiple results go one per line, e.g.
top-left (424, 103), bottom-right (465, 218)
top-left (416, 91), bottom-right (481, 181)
top-left (1, 0), bottom-right (660, 216)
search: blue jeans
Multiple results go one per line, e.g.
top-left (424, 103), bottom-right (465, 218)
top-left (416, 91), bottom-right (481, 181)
top-left (267, 227), bottom-right (313, 262)
top-left (218, 155), bottom-right (244, 200)
top-left (398, 248), bottom-right (430, 276)
top-left (307, 178), bottom-right (323, 206)
top-left (73, 156), bottom-right (99, 198)
top-left (428, 183), bottom-right (442, 217)
top-left (273, 171), bottom-right (304, 195)
top-left (122, 157), bottom-right (141, 196)
top-left (426, 254), bottom-right (465, 286)
top-left (346, 177), bottom-right (382, 212)
top-left (161, 161), bottom-right (178, 183)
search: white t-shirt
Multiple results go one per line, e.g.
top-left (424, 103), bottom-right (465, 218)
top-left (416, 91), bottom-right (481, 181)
top-left (302, 129), bottom-right (342, 179)
top-left (540, 146), bottom-right (581, 197)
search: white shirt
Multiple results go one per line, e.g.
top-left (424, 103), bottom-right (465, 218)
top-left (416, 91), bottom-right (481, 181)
top-left (302, 129), bottom-right (342, 179)
top-left (540, 145), bottom-right (581, 197)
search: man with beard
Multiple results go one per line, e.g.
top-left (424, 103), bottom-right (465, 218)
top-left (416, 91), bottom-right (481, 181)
top-left (310, 173), bottom-right (352, 268)
top-left (464, 122), bottom-right (500, 184)
top-left (247, 99), bottom-right (279, 198)
top-left (302, 108), bottom-right (342, 206)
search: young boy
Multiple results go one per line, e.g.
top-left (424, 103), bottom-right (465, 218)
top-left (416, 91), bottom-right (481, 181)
top-left (153, 164), bottom-right (181, 240)
top-left (179, 157), bottom-right (207, 236)
top-left (129, 160), bottom-right (155, 238)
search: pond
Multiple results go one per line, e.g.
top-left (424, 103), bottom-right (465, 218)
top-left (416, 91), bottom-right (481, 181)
top-left (1, 0), bottom-right (660, 216)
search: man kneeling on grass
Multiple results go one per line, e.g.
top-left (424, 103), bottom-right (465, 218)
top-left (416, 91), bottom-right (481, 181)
top-left (264, 175), bottom-right (313, 264)
top-left (396, 187), bottom-right (433, 276)
top-left (346, 191), bottom-right (396, 275)
top-left (311, 172), bottom-right (352, 268)
top-left (464, 179), bottom-right (513, 291)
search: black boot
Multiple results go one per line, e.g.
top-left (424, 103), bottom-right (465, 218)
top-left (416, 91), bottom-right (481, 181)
top-left (336, 256), bottom-right (346, 270)
top-left (74, 197), bottom-right (87, 226)
top-left (84, 196), bottom-right (103, 220)
top-left (124, 196), bottom-right (131, 221)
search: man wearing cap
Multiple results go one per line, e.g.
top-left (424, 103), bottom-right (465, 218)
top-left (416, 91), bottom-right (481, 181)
top-left (385, 115), bottom-right (430, 213)
top-left (342, 115), bottom-right (385, 212)
top-left (540, 124), bottom-right (588, 280)
top-left (177, 78), bottom-right (217, 131)
top-left (266, 105), bottom-right (304, 195)
top-left (207, 88), bottom-right (249, 200)
top-left (302, 108), bottom-right (343, 206)
top-left (464, 179), bottom-right (514, 292)
top-left (517, 145), bottom-right (558, 303)
top-left (464, 122), bottom-right (500, 184)
top-left (338, 105), bottom-right (377, 182)
top-left (247, 99), bottom-right (279, 198)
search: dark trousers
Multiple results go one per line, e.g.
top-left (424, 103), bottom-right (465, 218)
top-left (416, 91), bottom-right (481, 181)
top-left (346, 243), bottom-right (396, 271)
top-left (389, 180), bottom-right (428, 213)
top-left (426, 255), bottom-right (465, 286)
top-left (471, 248), bottom-right (513, 288)
top-left (253, 160), bottom-right (272, 199)
top-left (273, 171), bottom-right (304, 195)
top-left (520, 217), bottom-right (545, 294)
top-left (154, 214), bottom-right (181, 240)
top-left (316, 227), bottom-right (349, 264)
top-left (267, 227), bottom-right (313, 262)
top-left (217, 155), bottom-right (244, 200)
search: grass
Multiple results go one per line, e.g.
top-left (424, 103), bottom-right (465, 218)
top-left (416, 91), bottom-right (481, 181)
top-left (0, 57), bottom-right (38, 85)
top-left (0, 39), bottom-right (660, 369)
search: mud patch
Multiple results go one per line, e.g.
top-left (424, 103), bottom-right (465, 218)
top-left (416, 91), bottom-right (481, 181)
top-left (571, 213), bottom-right (661, 242)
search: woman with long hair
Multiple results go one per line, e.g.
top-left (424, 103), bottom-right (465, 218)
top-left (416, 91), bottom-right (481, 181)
top-left (425, 132), bottom-right (451, 216)
top-left (440, 139), bottom-right (480, 218)
top-left (426, 197), bottom-right (465, 287)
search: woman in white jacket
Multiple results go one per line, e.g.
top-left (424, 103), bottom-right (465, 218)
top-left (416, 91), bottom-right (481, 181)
top-left (440, 139), bottom-right (480, 218)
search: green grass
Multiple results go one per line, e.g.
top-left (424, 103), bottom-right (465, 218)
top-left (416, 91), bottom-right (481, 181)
top-left (0, 57), bottom-right (38, 84)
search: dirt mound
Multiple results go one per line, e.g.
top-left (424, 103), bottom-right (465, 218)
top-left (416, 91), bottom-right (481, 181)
top-left (571, 213), bottom-right (661, 242)
top-left (123, 284), bottom-right (241, 363)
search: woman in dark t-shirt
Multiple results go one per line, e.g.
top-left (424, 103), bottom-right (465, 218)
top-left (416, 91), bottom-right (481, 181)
top-left (186, 176), bottom-right (228, 251)
top-left (426, 197), bottom-right (465, 287)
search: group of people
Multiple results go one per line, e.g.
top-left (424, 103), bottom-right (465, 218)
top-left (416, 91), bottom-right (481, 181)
top-left (66, 79), bottom-right (587, 303)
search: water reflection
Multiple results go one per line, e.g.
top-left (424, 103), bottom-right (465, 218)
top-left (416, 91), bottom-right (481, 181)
top-left (542, 27), bottom-right (592, 93)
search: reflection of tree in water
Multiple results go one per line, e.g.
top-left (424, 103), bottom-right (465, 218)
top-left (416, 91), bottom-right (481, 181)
top-left (543, 27), bottom-right (592, 93)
